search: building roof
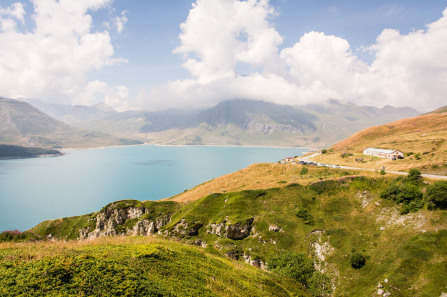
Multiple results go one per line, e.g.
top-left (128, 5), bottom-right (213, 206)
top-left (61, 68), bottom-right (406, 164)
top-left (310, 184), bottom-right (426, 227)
top-left (363, 148), bottom-right (399, 154)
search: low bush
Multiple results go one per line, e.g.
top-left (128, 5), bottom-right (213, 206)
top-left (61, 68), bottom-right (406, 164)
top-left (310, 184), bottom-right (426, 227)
top-left (309, 180), bottom-right (339, 195)
top-left (0, 230), bottom-right (41, 242)
top-left (426, 181), bottom-right (447, 209)
top-left (380, 181), bottom-right (424, 214)
top-left (300, 167), bottom-right (309, 175)
top-left (350, 252), bottom-right (366, 269)
top-left (267, 251), bottom-right (331, 296)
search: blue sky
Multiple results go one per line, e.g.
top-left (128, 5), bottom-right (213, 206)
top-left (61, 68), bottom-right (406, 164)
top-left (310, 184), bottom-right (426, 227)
top-left (1, 0), bottom-right (446, 111)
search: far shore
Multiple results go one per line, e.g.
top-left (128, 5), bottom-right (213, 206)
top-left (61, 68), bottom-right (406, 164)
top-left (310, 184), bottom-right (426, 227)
top-left (0, 152), bottom-right (65, 160)
top-left (61, 142), bottom-right (313, 152)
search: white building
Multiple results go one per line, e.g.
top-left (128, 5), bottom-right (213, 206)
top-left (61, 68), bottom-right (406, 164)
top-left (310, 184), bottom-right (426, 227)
top-left (363, 148), bottom-right (404, 160)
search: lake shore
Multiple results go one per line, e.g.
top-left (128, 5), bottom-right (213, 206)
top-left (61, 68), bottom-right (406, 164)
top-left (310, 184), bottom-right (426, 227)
top-left (61, 142), bottom-right (312, 152)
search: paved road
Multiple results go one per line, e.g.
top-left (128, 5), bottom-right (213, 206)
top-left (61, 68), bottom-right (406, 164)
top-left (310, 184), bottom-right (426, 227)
top-left (299, 153), bottom-right (447, 180)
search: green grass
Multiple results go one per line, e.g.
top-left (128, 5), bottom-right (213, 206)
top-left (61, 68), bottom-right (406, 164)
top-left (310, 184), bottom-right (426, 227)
top-left (21, 175), bottom-right (447, 296)
top-left (0, 237), bottom-right (309, 296)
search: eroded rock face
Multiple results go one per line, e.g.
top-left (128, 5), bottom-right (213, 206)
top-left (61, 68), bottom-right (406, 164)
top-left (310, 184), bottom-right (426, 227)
top-left (78, 202), bottom-right (172, 239)
top-left (172, 219), bottom-right (203, 237)
top-left (131, 220), bottom-right (155, 236)
top-left (207, 222), bottom-right (226, 237)
top-left (269, 224), bottom-right (281, 232)
top-left (243, 254), bottom-right (266, 270)
top-left (207, 218), bottom-right (254, 240)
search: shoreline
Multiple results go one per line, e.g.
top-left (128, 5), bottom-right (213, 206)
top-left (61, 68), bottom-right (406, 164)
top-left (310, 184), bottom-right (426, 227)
top-left (61, 142), bottom-right (313, 152)
top-left (0, 152), bottom-right (65, 160)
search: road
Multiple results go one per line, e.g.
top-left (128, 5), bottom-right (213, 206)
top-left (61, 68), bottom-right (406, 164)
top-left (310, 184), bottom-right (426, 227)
top-left (299, 153), bottom-right (447, 180)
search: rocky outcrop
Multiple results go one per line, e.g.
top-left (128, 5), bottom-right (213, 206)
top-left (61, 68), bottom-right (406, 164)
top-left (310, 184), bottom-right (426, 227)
top-left (79, 201), bottom-right (172, 239)
top-left (207, 222), bottom-right (226, 237)
top-left (243, 254), bottom-right (266, 270)
top-left (131, 220), bottom-right (155, 236)
top-left (171, 219), bottom-right (203, 237)
top-left (207, 218), bottom-right (254, 240)
top-left (268, 224), bottom-right (282, 232)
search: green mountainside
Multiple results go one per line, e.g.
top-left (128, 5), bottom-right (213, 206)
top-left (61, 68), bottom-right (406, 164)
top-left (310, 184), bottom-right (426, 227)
top-left (10, 167), bottom-right (446, 296)
top-left (0, 237), bottom-right (309, 297)
top-left (0, 98), bottom-right (142, 149)
top-left (78, 99), bottom-right (419, 147)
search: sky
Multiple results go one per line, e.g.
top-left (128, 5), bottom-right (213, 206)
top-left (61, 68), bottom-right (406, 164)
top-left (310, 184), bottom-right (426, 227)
top-left (0, 0), bottom-right (446, 112)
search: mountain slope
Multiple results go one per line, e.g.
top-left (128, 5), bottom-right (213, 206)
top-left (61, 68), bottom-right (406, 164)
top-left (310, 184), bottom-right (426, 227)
top-left (25, 170), bottom-right (447, 296)
top-left (0, 236), bottom-right (309, 296)
top-left (79, 99), bottom-right (419, 147)
top-left (0, 98), bottom-right (142, 148)
top-left (312, 109), bottom-right (447, 173)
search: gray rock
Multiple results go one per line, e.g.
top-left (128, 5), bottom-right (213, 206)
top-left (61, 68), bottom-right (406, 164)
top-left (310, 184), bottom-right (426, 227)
top-left (172, 219), bottom-right (203, 236)
top-left (132, 220), bottom-right (155, 236)
top-left (269, 224), bottom-right (281, 232)
top-left (226, 218), bottom-right (254, 240)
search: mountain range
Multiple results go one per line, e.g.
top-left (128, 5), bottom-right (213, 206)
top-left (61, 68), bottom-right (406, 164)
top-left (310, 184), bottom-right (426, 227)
top-left (76, 99), bottom-right (419, 147)
top-left (1, 97), bottom-right (420, 148)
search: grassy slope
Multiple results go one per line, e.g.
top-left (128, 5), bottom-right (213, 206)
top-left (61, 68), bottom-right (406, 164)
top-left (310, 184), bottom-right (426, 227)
top-left (164, 178), bottom-right (447, 296)
top-left (0, 237), bottom-right (309, 297)
top-left (311, 113), bottom-right (447, 174)
top-left (168, 163), bottom-right (389, 203)
top-left (22, 168), bottom-right (447, 296)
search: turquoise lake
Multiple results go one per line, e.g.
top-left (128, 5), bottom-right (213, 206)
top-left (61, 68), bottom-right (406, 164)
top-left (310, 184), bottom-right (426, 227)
top-left (0, 145), bottom-right (306, 232)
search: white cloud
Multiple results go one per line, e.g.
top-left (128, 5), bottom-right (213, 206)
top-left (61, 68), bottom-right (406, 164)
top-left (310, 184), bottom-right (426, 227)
top-left (0, 0), bottom-right (127, 108)
top-left (0, 2), bottom-right (25, 31)
top-left (173, 0), bottom-right (283, 82)
top-left (139, 1), bottom-right (447, 112)
top-left (113, 10), bottom-right (128, 33)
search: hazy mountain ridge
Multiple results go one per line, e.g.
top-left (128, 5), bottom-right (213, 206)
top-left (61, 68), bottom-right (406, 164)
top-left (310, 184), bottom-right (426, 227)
top-left (0, 98), bottom-right (142, 149)
top-left (78, 99), bottom-right (419, 147)
top-left (21, 98), bottom-right (117, 124)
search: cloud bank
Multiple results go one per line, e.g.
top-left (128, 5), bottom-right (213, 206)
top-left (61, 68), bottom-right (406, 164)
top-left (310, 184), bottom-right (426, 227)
top-left (140, 0), bottom-right (447, 112)
top-left (0, 0), bottom-right (130, 110)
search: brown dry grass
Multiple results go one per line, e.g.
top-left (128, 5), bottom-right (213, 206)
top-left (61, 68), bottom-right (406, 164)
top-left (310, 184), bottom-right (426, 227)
top-left (166, 163), bottom-right (382, 203)
top-left (313, 113), bottom-right (447, 172)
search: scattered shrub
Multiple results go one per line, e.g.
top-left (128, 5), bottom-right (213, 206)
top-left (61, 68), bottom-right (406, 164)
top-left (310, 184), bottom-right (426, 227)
top-left (415, 153), bottom-right (422, 160)
top-left (426, 181), bottom-right (447, 209)
top-left (267, 251), bottom-right (314, 285)
top-left (380, 169), bottom-right (386, 175)
top-left (406, 168), bottom-right (422, 184)
top-left (321, 149), bottom-right (327, 154)
top-left (267, 251), bottom-right (332, 296)
top-left (380, 179), bottom-right (424, 214)
top-left (406, 152), bottom-right (414, 157)
top-left (0, 230), bottom-right (41, 242)
top-left (341, 153), bottom-right (353, 158)
top-left (295, 208), bottom-right (314, 224)
top-left (350, 252), bottom-right (366, 269)
top-left (300, 167), bottom-right (309, 175)
top-left (309, 180), bottom-right (339, 194)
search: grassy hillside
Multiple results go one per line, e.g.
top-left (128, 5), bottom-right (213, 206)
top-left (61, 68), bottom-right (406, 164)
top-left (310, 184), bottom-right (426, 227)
top-left (0, 237), bottom-right (309, 296)
top-left (17, 167), bottom-right (447, 296)
top-left (311, 112), bottom-right (447, 174)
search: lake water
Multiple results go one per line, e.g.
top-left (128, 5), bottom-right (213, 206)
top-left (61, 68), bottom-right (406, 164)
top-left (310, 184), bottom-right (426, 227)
top-left (0, 145), bottom-right (306, 232)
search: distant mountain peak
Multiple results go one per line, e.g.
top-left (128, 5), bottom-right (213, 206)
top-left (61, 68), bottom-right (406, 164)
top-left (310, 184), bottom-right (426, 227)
top-left (93, 102), bottom-right (116, 113)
